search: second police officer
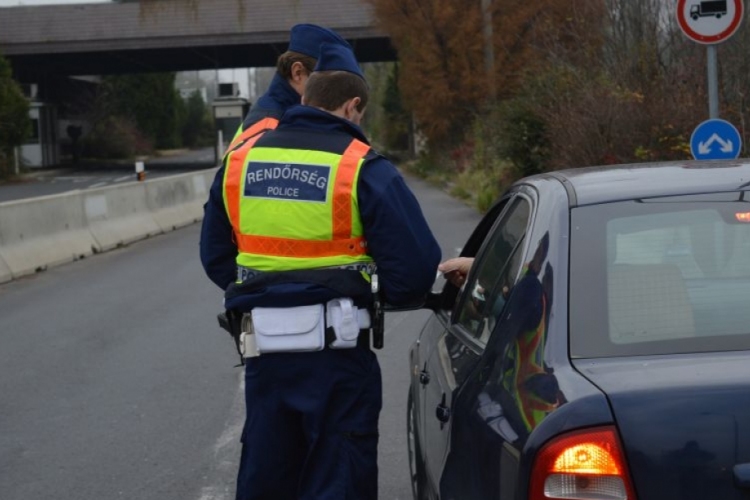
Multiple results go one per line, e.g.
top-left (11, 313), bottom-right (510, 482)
top-left (202, 24), bottom-right (353, 287)
top-left (225, 24), bottom-right (352, 152)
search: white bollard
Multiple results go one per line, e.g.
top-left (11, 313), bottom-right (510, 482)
top-left (216, 129), bottom-right (224, 161)
top-left (135, 160), bottom-right (145, 181)
top-left (13, 146), bottom-right (20, 176)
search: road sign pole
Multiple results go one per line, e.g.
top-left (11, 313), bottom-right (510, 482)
top-left (678, 0), bottom-right (744, 160)
top-left (707, 45), bottom-right (719, 119)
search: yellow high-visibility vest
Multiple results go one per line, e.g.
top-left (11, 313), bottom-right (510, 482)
top-left (222, 134), bottom-right (374, 273)
top-left (225, 117), bottom-right (279, 156)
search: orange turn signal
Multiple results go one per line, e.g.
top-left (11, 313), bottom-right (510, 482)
top-left (552, 442), bottom-right (621, 475)
top-left (736, 212), bottom-right (750, 222)
top-left (530, 426), bottom-right (637, 500)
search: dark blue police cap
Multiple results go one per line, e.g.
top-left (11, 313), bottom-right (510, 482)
top-left (288, 24), bottom-right (351, 59)
top-left (313, 42), bottom-right (365, 80)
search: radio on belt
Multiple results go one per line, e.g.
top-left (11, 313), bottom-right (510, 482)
top-left (371, 274), bottom-right (385, 349)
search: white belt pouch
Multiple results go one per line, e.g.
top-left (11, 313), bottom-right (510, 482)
top-left (326, 298), bottom-right (371, 349)
top-left (251, 304), bottom-right (326, 353)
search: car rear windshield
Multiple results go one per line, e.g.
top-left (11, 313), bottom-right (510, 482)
top-left (570, 191), bottom-right (750, 358)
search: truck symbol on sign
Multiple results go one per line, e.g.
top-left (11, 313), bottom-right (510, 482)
top-left (691, 0), bottom-right (727, 19)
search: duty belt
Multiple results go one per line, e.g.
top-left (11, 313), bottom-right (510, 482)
top-left (237, 263), bottom-right (377, 283)
top-left (239, 323), bottom-right (371, 359)
top-left (239, 300), bottom-right (372, 358)
top-left (220, 269), bottom-right (385, 365)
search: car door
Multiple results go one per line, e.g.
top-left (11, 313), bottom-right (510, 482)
top-left (420, 194), bottom-right (533, 497)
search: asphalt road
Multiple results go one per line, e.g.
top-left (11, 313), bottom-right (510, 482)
top-left (0, 173), bottom-right (481, 500)
top-left (0, 148), bottom-right (217, 203)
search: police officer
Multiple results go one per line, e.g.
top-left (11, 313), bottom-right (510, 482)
top-left (225, 23), bottom-right (351, 152)
top-left (199, 42), bottom-right (441, 500)
top-left (203, 26), bottom-right (351, 287)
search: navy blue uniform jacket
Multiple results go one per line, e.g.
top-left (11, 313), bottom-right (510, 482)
top-left (240, 73), bottom-right (300, 130)
top-left (199, 105), bottom-right (442, 310)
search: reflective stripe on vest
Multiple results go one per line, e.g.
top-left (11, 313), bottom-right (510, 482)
top-left (225, 117), bottom-right (280, 156)
top-left (223, 137), bottom-right (373, 271)
top-left (223, 133), bottom-right (267, 241)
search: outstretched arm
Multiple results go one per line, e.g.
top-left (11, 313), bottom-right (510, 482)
top-left (438, 257), bottom-right (475, 288)
top-left (358, 158), bottom-right (442, 305)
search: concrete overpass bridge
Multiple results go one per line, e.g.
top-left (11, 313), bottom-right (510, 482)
top-left (0, 0), bottom-right (395, 82)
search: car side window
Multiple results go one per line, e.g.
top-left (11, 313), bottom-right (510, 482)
top-left (455, 197), bottom-right (531, 344)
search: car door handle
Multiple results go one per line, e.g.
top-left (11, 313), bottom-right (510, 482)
top-left (419, 364), bottom-right (430, 385)
top-left (436, 393), bottom-right (451, 423)
top-left (734, 463), bottom-right (750, 488)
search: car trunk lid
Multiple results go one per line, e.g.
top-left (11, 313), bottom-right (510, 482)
top-left (574, 352), bottom-right (750, 500)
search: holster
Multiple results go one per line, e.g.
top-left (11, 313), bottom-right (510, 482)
top-left (370, 292), bottom-right (385, 350)
top-left (217, 309), bottom-right (244, 366)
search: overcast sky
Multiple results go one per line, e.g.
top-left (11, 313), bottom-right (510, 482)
top-left (0, 0), bottom-right (110, 6)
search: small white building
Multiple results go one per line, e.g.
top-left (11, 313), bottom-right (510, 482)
top-left (19, 84), bottom-right (59, 168)
top-left (211, 82), bottom-right (249, 153)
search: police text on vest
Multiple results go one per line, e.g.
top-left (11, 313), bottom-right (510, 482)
top-left (244, 162), bottom-right (331, 202)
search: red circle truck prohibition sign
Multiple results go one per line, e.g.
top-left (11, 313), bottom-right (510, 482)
top-left (677, 0), bottom-right (744, 44)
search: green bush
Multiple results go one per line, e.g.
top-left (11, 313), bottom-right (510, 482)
top-left (181, 91), bottom-right (214, 148)
top-left (448, 157), bottom-right (513, 213)
top-left (476, 184), bottom-right (497, 213)
top-left (494, 100), bottom-right (550, 178)
top-left (81, 116), bottom-right (152, 159)
top-left (0, 54), bottom-right (30, 178)
top-left (100, 73), bottom-right (183, 150)
top-left (381, 64), bottom-right (410, 152)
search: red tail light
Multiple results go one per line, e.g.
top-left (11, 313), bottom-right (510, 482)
top-left (530, 426), bottom-right (637, 500)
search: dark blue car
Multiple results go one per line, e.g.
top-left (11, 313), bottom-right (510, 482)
top-left (406, 161), bottom-right (750, 500)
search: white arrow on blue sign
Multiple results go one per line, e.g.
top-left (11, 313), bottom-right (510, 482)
top-left (690, 118), bottom-right (742, 160)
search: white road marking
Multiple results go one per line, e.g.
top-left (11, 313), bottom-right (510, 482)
top-left (88, 182), bottom-right (108, 189)
top-left (54, 176), bottom-right (93, 182)
top-left (198, 369), bottom-right (244, 500)
top-left (212, 387), bottom-right (244, 454)
top-left (198, 486), bottom-right (233, 500)
top-left (114, 175), bottom-right (132, 182)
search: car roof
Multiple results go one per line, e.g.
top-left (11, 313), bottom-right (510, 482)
top-left (527, 159), bottom-right (750, 206)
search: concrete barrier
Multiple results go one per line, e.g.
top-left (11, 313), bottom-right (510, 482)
top-left (84, 182), bottom-right (161, 252)
top-left (145, 170), bottom-right (213, 232)
top-left (0, 168), bottom-right (217, 283)
top-left (0, 191), bottom-right (99, 279)
top-left (0, 168), bottom-right (217, 282)
top-left (0, 253), bottom-right (11, 284)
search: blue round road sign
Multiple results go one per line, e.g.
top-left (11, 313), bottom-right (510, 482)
top-left (690, 119), bottom-right (742, 160)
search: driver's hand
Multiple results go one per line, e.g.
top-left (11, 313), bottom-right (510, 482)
top-left (438, 257), bottom-right (475, 288)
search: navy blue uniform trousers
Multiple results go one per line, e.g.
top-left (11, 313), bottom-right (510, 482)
top-left (235, 345), bottom-right (382, 500)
